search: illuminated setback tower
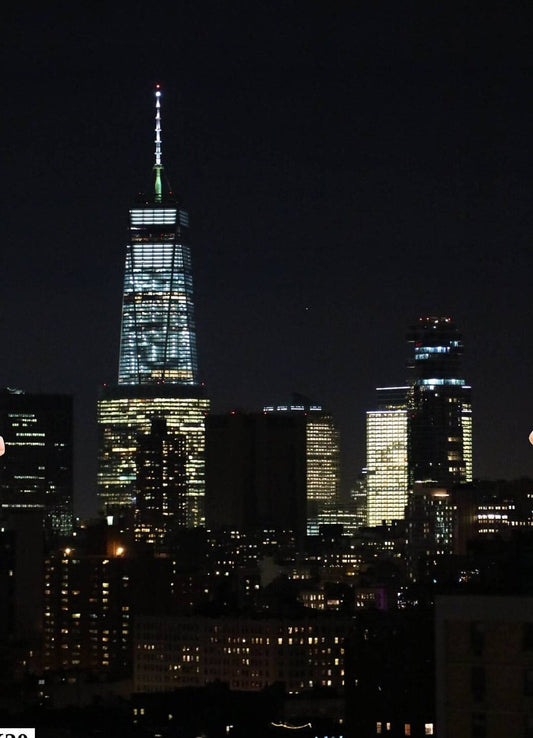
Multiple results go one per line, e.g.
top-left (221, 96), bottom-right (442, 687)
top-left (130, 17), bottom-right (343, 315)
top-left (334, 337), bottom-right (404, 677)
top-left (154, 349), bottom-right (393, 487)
top-left (407, 317), bottom-right (472, 486)
top-left (118, 87), bottom-right (198, 385)
top-left (98, 87), bottom-right (209, 530)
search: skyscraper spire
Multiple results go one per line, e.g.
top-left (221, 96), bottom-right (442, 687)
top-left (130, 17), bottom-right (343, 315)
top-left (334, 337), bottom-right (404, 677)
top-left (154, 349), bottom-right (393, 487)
top-left (98, 85), bottom-right (209, 529)
top-left (117, 85), bottom-right (199, 386)
top-left (154, 84), bottom-right (163, 203)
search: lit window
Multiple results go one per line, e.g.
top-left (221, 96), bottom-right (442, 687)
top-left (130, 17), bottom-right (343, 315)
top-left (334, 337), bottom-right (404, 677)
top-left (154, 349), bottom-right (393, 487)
top-left (424, 725), bottom-right (434, 736)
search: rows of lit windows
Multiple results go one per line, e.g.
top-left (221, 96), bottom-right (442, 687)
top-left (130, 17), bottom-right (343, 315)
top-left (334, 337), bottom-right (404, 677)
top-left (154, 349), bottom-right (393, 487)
top-left (419, 377), bottom-right (465, 386)
top-left (415, 345), bottom-right (450, 354)
top-left (130, 208), bottom-right (178, 225)
top-left (97, 395), bottom-right (209, 525)
top-left (134, 616), bottom-right (349, 693)
top-left (366, 409), bottom-right (408, 526)
top-left (119, 242), bottom-right (198, 385)
top-left (119, 199), bottom-right (197, 387)
top-left (305, 414), bottom-right (340, 535)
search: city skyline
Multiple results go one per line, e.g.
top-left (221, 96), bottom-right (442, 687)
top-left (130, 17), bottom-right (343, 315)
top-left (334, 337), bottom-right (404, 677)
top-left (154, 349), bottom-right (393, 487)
top-left (1, 4), bottom-right (532, 516)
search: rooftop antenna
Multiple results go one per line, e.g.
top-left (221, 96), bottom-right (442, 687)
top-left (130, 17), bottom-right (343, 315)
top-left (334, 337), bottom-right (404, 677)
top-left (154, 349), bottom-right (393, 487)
top-left (154, 84), bottom-right (163, 203)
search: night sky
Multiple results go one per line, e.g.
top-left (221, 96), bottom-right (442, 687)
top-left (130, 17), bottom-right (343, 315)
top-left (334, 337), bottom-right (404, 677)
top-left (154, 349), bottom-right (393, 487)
top-left (2, 3), bottom-right (532, 516)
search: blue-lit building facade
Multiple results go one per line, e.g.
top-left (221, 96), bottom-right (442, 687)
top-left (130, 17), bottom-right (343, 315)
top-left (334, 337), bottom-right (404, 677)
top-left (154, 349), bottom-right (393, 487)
top-left (98, 87), bottom-right (209, 530)
top-left (118, 205), bottom-right (198, 386)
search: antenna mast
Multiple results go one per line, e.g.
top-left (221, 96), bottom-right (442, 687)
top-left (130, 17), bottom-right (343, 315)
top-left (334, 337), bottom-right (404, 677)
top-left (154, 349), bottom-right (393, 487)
top-left (154, 84), bottom-right (163, 203)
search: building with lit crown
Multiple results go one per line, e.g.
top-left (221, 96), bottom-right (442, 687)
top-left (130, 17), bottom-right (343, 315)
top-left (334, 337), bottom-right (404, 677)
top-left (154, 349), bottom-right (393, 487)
top-left (365, 318), bottom-right (473, 530)
top-left (98, 86), bottom-right (209, 529)
top-left (407, 316), bottom-right (472, 486)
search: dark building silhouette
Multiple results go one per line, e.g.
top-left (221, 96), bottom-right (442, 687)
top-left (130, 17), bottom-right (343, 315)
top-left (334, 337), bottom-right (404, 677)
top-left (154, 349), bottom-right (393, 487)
top-left (206, 411), bottom-right (307, 539)
top-left (0, 387), bottom-right (73, 541)
top-left (436, 595), bottom-right (533, 738)
top-left (0, 509), bottom-right (44, 643)
top-left (345, 608), bottom-right (435, 737)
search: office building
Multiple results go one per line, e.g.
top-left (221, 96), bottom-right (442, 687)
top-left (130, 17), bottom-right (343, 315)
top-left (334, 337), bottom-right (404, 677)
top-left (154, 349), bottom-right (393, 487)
top-left (0, 387), bottom-right (73, 541)
top-left (206, 401), bottom-right (340, 538)
top-left (134, 417), bottom-right (187, 546)
top-left (366, 387), bottom-right (409, 526)
top-left (364, 318), bottom-right (473, 529)
top-left (264, 402), bottom-right (340, 536)
top-left (407, 316), bottom-right (472, 486)
top-left (404, 483), bottom-right (455, 581)
top-left (98, 86), bottom-right (209, 527)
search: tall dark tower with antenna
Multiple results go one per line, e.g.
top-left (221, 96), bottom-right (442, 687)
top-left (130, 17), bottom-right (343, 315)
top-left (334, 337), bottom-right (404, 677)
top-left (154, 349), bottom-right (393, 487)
top-left (98, 86), bottom-right (209, 535)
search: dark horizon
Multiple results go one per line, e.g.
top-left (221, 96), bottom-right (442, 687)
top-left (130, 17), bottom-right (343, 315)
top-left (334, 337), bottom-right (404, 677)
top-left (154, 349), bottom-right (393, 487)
top-left (2, 3), bottom-right (532, 516)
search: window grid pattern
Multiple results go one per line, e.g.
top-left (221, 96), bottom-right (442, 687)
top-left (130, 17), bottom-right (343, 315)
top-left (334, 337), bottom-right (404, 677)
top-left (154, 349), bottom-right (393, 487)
top-left (97, 395), bottom-right (209, 527)
top-left (366, 409), bottom-right (409, 526)
top-left (118, 206), bottom-right (198, 386)
top-left (306, 415), bottom-right (340, 536)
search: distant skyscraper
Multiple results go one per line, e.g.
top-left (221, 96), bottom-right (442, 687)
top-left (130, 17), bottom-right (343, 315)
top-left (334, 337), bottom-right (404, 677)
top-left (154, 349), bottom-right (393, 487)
top-left (263, 400), bottom-right (340, 536)
top-left (366, 387), bottom-right (409, 526)
top-left (117, 87), bottom-right (197, 386)
top-left (364, 317), bottom-right (472, 529)
top-left (0, 387), bottom-right (73, 541)
top-left (205, 410), bottom-right (307, 539)
top-left (98, 87), bottom-right (209, 527)
top-left (407, 316), bottom-right (472, 486)
top-left (205, 400), bottom-right (340, 538)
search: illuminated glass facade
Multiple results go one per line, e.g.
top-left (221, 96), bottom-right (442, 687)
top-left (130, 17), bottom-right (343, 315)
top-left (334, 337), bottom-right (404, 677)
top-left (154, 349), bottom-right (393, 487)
top-left (305, 410), bottom-right (341, 535)
top-left (98, 87), bottom-right (209, 527)
top-left (98, 385), bottom-right (209, 527)
top-left (118, 205), bottom-right (198, 385)
top-left (407, 317), bottom-right (472, 486)
top-left (366, 387), bottom-right (409, 526)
